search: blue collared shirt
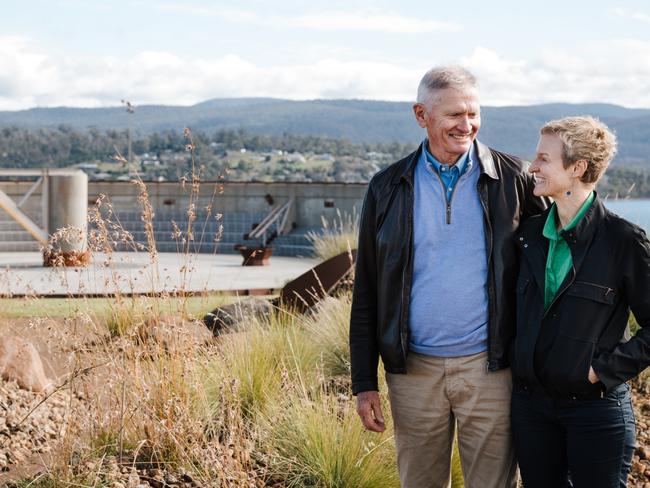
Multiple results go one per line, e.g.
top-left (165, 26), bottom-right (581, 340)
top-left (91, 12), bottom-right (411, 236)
top-left (423, 144), bottom-right (474, 202)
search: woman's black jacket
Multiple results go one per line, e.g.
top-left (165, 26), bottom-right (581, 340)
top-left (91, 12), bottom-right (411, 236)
top-left (513, 195), bottom-right (650, 397)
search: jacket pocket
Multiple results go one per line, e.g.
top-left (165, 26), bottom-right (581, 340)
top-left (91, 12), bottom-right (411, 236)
top-left (566, 281), bottom-right (616, 305)
top-left (561, 281), bottom-right (617, 342)
top-left (543, 335), bottom-right (596, 394)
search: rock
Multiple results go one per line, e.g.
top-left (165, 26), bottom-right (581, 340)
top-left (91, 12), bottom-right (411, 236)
top-left (126, 471), bottom-right (141, 488)
top-left (203, 298), bottom-right (273, 335)
top-left (165, 474), bottom-right (179, 485)
top-left (180, 473), bottom-right (195, 484)
top-left (0, 335), bottom-right (53, 392)
top-left (148, 476), bottom-right (164, 488)
top-left (638, 446), bottom-right (650, 460)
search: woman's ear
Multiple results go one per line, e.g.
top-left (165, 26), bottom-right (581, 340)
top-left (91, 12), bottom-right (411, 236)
top-left (572, 159), bottom-right (588, 179)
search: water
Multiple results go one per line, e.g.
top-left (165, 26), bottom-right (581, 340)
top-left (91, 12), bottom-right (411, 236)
top-left (603, 199), bottom-right (650, 231)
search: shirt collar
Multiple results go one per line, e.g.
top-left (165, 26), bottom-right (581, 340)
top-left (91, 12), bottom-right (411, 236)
top-left (542, 191), bottom-right (595, 241)
top-left (421, 140), bottom-right (473, 176)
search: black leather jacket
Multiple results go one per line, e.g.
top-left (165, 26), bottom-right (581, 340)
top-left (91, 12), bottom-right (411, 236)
top-left (513, 196), bottom-right (650, 398)
top-left (350, 140), bottom-right (547, 395)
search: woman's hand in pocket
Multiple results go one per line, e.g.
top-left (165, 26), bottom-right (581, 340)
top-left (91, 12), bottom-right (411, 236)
top-left (588, 365), bottom-right (600, 384)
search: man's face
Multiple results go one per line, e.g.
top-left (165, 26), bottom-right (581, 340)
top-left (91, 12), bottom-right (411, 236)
top-left (413, 87), bottom-right (481, 165)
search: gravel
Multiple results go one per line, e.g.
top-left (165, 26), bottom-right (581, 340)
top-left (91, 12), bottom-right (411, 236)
top-left (0, 379), bottom-right (85, 472)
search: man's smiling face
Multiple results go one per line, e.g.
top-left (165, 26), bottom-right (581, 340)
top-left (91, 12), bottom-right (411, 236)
top-left (413, 86), bottom-right (481, 165)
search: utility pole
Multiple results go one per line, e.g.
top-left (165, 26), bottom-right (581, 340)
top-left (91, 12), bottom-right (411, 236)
top-left (121, 99), bottom-right (135, 166)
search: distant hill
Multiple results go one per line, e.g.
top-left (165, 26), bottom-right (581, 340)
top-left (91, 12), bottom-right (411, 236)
top-left (1, 98), bottom-right (649, 164)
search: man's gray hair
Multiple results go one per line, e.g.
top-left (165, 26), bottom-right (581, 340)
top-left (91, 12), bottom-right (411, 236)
top-left (416, 65), bottom-right (479, 106)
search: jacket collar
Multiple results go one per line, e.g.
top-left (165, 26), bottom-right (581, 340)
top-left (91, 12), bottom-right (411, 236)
top-left (391, 139), bottom-right (498, 186)
top-left (517, 192), bottom-right (605, 245)
top-left (559, 192), bottom-right (605, 251)
top-left (517, 193), bottom-right (606, 298)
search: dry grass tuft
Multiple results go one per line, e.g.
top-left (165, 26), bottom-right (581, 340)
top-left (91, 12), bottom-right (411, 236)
top-left (307, 209), bottom-right (359, 261)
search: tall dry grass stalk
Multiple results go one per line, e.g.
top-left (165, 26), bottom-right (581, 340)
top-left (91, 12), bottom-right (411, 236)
top-left (307, 209), bottom-right (359, 261)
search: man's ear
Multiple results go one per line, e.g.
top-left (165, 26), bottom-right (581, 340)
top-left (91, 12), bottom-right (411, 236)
top-left (413, 103), bottom-right (427, 128)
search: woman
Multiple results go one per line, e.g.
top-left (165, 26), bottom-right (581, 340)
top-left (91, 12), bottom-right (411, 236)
top-left (511, 116), bottom-right (649, 488)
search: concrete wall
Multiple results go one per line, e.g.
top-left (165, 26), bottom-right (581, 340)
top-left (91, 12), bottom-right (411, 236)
top-left (0, 180), bottom-right (368, 229)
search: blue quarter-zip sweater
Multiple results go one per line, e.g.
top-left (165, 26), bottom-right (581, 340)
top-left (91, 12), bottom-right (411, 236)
top-left (408, 141), bottom-right (489, 357)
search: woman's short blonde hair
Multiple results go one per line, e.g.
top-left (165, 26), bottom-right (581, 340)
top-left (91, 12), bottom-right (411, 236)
top-left (540, 116), bottom-right (617, 184)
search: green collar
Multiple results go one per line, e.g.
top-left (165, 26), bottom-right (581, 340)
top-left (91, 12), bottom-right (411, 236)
top-left (542, 191), bottom-right (595, 241)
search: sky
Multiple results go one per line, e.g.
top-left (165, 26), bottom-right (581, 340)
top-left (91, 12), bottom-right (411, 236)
top-left (1, 0), bottom-right (650, 110)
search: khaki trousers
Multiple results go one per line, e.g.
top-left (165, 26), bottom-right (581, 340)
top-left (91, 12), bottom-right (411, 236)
top-left (386, 351), bottom-right (516, 488)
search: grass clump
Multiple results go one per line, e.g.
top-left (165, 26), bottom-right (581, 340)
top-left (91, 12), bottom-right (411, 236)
top-left (303, 295), bottom-right (352, 378)
top-left (262, 392), bottom-right (399, 488)
top-left (307, 209), bottom-right (359, 261)
top-left (207, 306), bottom-right (319, 418)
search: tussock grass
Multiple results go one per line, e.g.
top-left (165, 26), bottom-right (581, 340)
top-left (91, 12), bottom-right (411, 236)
top-left (307, 209), bottom-right (359, 261)
top-left (262, 392), bottom-right (399, 488)
top-left (207, 305), bottom-right (319, 418)
top-left (303, 295), bottom-right (352, 378)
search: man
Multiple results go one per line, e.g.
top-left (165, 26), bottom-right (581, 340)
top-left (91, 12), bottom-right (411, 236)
top-left (349, 65), bottom-right (547, 488)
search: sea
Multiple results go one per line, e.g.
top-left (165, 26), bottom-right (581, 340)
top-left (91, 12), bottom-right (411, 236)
top-left (603, 199), bottom-right (650, 231)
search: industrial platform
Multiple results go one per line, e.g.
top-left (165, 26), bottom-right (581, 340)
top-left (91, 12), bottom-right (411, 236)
top-left (0, 252), bottom-right (319, 296)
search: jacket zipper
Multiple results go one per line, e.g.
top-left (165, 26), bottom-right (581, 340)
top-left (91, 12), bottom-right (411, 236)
top-left (400, 177), bottom-right (414, 363)
top-left (542, 265), bottom-right (577, 319)
top-left (477, 177), bottom-right (494, 371)
top-left (573, 281), bottom-right (614, 296)
top-left (434, 168), bottom-right (462, 225)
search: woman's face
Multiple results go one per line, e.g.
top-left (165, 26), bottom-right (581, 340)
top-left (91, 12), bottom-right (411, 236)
top-left (529, 133), bottom-right (576, 199)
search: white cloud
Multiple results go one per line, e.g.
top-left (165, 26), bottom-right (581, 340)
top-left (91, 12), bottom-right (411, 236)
top-left (610, 7), bottom-right (650, 23)
top-left (157, 3), bottom-right (461, 34)
top-left (461, 42), bottom-right (650, 107)
top-left (0, 37), bottom-right (422, 109)
top-left (1, 37), bottom-right (650, 110)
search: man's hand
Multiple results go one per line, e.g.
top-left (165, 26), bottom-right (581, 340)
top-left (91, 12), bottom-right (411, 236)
top-left (356, 390), bottom-right (386, 432)
top-left (588, 365), bottom-right (600, 384)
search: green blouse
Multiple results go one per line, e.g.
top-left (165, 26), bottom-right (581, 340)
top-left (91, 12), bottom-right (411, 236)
top-left (542, 192), bottom-right (595, 309)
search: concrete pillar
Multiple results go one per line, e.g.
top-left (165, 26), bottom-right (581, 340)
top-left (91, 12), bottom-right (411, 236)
top-left (43, 170), bottom-right (90, 267)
